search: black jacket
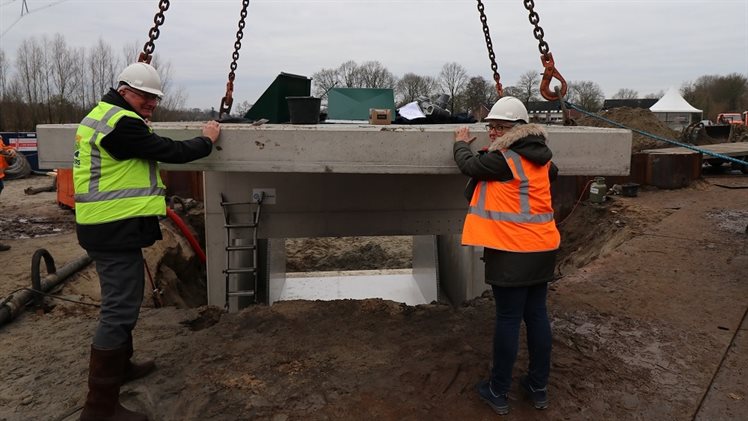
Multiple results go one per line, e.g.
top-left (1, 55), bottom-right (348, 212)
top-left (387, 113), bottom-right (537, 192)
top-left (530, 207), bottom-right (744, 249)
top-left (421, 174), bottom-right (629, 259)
top-left (453, 123), bottom-right (558, 287)
top-left (76, 89), bottom-right (213, 251)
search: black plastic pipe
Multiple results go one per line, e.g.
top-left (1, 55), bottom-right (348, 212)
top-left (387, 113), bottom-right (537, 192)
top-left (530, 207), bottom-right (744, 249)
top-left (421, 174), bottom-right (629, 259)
top-left (0, 252), bottom-right (92, 328)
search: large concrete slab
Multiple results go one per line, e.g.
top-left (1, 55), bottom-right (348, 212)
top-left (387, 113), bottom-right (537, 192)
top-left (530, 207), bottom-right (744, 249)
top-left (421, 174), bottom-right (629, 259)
top-left (37, 123), bottom-right (631, 176)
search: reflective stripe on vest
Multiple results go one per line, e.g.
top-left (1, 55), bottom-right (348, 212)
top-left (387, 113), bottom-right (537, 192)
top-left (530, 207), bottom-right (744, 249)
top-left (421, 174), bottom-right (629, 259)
top-left (73, 102), bottom-right (165, 224)
top-left (461, 149), bottom-right (560, 252)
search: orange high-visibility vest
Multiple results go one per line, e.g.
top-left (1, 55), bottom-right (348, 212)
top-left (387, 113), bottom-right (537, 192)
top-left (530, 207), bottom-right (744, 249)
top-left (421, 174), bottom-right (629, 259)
top-left (0, 147), bottom-right (11, 180)
top-left (461, 149), bottom-right (560, 252)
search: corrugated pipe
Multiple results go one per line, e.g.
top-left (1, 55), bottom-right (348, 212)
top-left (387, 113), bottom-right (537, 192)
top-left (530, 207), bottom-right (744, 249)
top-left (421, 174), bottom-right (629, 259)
top-left (166, 207), bottom-right (206, 264)
top-left (0, 250), bottom-right (91, 328)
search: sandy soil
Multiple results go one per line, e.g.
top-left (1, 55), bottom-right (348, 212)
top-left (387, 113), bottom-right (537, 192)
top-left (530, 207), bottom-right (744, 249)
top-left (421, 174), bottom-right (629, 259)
top-left (0, 173), bottom-right (747, 421)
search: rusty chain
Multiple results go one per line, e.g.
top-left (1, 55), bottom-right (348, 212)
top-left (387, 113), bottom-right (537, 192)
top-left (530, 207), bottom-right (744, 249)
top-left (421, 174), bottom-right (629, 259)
top-left (476, 0), bottom-right (503, 97)
top-left (138, 0), bottom-right (170, 64)
top-left (219, 0), bottom-right (250, 119)
top-left (523, 0), bottom-right (550, 59)
top-left (522, 0), bottom-right (567, 101)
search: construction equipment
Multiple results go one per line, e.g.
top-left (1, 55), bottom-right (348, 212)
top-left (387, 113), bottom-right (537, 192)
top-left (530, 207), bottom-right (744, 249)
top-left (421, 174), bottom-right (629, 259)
top-left (683, 112), bottom-right (748, 144)
top-left (716, 112), bottom-right (748, 125)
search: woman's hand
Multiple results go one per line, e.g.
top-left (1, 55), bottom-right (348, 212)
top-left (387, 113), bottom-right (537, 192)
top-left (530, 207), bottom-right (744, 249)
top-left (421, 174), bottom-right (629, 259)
top-left (454, 126), bottom-right (476, 144)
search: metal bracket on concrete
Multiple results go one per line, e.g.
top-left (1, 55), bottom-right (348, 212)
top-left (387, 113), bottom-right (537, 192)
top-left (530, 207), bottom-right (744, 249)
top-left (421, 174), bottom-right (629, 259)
top-left (252, 188), bottom-right (276, 204)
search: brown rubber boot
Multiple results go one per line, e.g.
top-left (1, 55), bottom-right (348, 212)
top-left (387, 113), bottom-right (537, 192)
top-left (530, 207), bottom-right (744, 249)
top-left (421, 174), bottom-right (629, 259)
top-left (80, 345), bottom-right (148, 421)
top-left (123, 338), bottom-right (155, 384)
top-left (0, 243), bottom-right (10, 252)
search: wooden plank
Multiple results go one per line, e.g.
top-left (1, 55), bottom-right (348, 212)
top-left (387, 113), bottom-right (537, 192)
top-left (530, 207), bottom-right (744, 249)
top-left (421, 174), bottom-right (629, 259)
top-left (642, 142), bottom-right (748, 156)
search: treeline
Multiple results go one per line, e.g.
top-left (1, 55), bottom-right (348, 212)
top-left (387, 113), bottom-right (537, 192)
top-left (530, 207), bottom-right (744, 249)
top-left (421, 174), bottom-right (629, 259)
top-left (0, 34), bottom-right (216, 132)
top-left (313, 61), bottom-right (640, 115)
top-left (2, 34), bottom-right (746, 131)
top-left (682, 74), bottom-right (748, 120)
top-left (314, 61), bottom-right (748, 121)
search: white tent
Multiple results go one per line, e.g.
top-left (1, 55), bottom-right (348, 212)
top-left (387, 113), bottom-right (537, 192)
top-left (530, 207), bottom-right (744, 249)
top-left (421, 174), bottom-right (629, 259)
top-left (649, 87), bottom-right (702, 130)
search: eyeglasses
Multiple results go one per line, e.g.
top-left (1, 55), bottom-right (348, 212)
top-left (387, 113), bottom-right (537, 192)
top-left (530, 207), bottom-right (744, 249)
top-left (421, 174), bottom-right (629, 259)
top-left (485, 123), bottom-right (514, 132)
top-left (126, 87), bottom-right (161, 103)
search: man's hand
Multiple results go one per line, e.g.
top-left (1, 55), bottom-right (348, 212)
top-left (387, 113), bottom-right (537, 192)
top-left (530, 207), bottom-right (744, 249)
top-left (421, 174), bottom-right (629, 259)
top-left (454, 126), bottom-right (476, 144)
top-left (202, 121), bottom-right (221, 144)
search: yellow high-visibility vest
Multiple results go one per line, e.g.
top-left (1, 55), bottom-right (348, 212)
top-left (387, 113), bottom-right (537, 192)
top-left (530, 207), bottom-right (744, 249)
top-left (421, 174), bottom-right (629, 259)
top-left (73, 102), bottom-right (165, 224)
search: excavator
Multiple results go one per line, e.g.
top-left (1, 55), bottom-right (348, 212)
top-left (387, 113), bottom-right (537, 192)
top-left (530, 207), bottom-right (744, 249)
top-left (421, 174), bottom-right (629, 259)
top-left (683, 111), bottom-right (747, 144)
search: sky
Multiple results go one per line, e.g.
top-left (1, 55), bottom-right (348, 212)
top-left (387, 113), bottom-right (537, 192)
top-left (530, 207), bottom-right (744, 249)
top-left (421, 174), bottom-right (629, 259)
top-left (1, 0), bottom-right (747, 110)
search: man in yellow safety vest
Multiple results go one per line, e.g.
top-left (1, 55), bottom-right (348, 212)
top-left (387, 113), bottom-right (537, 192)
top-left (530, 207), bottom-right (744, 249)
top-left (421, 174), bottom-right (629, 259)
top-left (74, 62), bottom-right (221, 421)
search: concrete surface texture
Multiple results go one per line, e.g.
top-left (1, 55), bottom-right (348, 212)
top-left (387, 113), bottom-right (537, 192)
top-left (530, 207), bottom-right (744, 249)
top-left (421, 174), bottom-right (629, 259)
top-left (37, 123), bottom-right (632, 175)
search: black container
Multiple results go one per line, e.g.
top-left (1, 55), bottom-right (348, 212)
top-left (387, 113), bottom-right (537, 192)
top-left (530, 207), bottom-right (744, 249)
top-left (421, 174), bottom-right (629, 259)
top-left (621, 182), bottom-right (640, 197)
top-left (286, 96), bottom-right (321, 124)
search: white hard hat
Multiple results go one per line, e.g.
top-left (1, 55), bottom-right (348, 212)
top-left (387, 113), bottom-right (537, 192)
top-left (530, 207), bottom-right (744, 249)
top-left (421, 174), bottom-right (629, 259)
top-left (486, 96), bottom-right (528, 123)
top-left (117, 62), bottom-right (164, 97)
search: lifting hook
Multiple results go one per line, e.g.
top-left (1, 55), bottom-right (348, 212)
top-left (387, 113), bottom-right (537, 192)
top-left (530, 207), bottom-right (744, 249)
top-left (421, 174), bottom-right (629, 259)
top-left (539, 53), bottom-right (567, 101)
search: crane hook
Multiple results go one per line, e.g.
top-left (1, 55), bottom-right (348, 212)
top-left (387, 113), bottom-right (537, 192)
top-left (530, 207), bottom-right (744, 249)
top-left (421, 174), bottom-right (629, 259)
top-left (539, 53), bottom-right (567, 101)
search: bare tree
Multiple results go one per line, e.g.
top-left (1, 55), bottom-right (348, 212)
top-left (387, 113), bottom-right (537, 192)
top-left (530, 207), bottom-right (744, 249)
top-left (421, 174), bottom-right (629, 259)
top-left (462, 76), bottom-right (497, 117)
top-left (338, 60), bottom-right (361, 88)
top-left (121, 41), bottom-right (140, 65)
top-left (48, 34), bottom-right (80, 122)
top-left (312, 60), bottom-right (396, 100)
top-left (15, 37), bottom-right (47, 126)
top-left (358, 61), bottom-right (397, 89)
top-left (644, 90), bottom-right (665, 99)
top-left (567, 80), bottom-right (604, 112)
top-left (612, 88), bottom-right (639, 100)
top-left (395, 73), bottom-right (437, 105)
top-left (70, 46), bottom-right (88, 109)
top-left (312, 67), bottom-right (338, 99)
top-left (438, 62), bottom-right (468, 114)
top-left (512, 70), bottom-right (540, 105)
top-left (0, 49), bottom-right (7, 101)
top-left (87, 38), bottom-right (118, 108)
top-left (233, 100), bottom-right (253, 117)
top-left (682, 73), bottom-right (748, 120)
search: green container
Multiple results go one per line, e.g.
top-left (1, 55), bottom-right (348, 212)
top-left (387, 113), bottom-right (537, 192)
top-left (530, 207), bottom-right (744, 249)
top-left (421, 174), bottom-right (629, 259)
top-left (244, 72), bottom-right (312, 123)
top-left (589, 177), bottom-right (607, 203)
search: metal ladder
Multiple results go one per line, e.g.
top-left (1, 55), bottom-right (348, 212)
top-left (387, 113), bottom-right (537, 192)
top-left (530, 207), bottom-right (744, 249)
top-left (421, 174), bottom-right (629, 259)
top-left (220, 191), bottom-right (265, 310)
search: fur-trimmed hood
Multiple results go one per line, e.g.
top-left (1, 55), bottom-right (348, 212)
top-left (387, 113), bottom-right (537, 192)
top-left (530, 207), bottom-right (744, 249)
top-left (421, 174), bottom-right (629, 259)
top-left (488, 123), bottom-right (547, 151)
top-left (487, 123), bottom-right (553, 165)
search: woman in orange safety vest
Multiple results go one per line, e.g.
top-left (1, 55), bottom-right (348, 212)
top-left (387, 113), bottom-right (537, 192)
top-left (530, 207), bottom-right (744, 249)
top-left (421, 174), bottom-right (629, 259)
top-left (453, 96), bottom-right (559, 416)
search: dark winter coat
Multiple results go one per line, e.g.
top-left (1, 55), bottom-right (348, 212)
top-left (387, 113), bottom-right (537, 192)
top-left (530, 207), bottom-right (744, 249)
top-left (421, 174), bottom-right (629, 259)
top-left (76, 89), bottom-right (213, 251)
top-left (453, 123), bottom-right (559, 287)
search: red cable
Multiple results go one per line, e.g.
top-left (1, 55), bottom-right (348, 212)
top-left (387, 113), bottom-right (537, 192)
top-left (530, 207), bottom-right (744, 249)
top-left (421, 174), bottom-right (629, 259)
top-left (557, 179), bottom-right (594, 227)
top-left (166, 207), bottom-right (207, 263)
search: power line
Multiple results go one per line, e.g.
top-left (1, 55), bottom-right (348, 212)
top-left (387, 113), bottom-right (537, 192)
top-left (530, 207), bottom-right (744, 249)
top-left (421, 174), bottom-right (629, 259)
top-left (1, 1), bottom-right (69, 38)
top-left (0, 0), bottom-right (19, 9)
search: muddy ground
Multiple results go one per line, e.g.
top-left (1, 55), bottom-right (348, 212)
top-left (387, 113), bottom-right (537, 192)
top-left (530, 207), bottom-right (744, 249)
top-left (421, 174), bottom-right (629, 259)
top-left (0, 170), bottom-right (747, 420)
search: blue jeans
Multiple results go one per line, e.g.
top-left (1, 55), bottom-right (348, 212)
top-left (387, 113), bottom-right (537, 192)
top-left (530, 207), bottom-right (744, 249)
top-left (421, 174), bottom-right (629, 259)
top-left (490, 283), bottom-right (551, 394)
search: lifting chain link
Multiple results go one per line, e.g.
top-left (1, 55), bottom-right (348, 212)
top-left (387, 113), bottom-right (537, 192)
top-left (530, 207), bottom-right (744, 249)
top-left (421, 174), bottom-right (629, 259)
top-left (476, 0), bottom-right (503, 97)
top-left (219, 0), bottom-right (250, 119)
top-left (522, 0), bottom-right (567, 101)
top-left (138, 0), bottom-right (170, 64)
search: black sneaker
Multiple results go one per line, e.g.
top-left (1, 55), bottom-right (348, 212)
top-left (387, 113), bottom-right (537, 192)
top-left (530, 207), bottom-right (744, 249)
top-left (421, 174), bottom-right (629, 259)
top-left (0, 243), bottom-right (10, 252)
top-left (520, 375), bottom-right (549, 409)
top-left (477, 380), bottom-right (509, 415)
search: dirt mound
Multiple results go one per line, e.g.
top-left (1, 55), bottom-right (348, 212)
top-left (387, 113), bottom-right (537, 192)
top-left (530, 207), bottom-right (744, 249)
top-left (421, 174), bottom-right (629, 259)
top-left (286, 236), bottom-right (412, 272)
top-left (576, 107), bottom-right (681, 152)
